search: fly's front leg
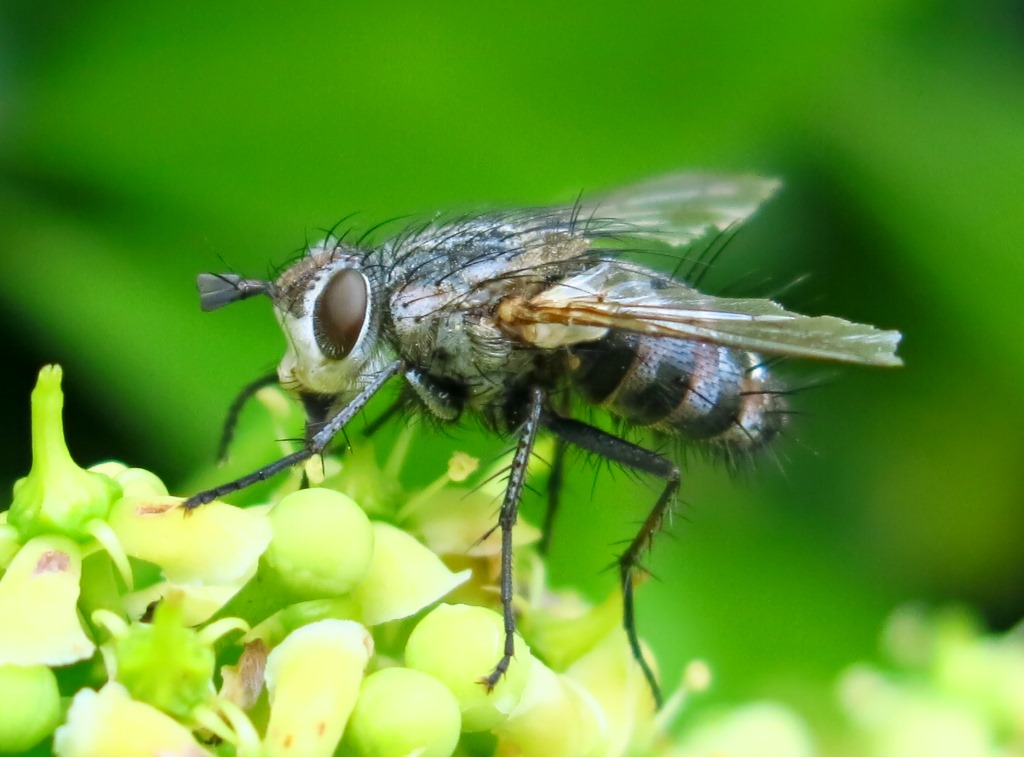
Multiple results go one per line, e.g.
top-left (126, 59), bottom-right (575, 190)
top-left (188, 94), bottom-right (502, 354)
top-left (184, 360), bottom-right (404, 509)
top-left (482, 387), bottom-right (544, 691)
top-left (542, 413), bottom-right (679, 708)
top-left (216, 371), bottom-right (279, 462)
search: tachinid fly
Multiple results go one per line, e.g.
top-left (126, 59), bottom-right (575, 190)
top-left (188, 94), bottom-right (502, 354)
top-left (187, 173), bottom-right (902, 705)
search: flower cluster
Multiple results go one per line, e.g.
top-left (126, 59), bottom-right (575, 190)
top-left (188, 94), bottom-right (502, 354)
top-left (3, 366), bottom-right (1022, 756)
top-left (835, 605), bottom-right (1024, 757)
top-left (0, 367), bottom-right (697, 756)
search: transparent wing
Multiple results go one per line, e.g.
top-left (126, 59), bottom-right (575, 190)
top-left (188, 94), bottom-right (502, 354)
top-left (573, 172), bottom-right (781, 247)
top-left (499, 262), bottom-right (903, 366)
top-left (385, 172), bottom-right (779, 270)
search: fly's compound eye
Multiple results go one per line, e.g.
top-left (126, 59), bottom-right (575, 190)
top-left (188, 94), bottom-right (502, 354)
top-left (314, 268), bottom-right (368, 360)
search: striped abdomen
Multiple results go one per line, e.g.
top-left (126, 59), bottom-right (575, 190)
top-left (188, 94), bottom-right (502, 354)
top-left (566, 331), bottom-right (785, 453)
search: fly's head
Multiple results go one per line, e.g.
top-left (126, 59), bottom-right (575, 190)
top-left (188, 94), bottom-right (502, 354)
top-left (197, 239), bottom-right (381, 400)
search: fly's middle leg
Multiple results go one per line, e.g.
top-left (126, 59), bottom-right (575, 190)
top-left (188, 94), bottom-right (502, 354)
top-left (542, 413), bottom-right (679, 708)
top-left (482, 387), bottom-right (545, 691)
top-left (539, 391), bottom-right (572, 556)
top-left (538, 438), bottom-right (567, 556)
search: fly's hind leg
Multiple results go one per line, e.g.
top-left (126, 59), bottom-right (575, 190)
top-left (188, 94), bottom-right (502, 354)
top-left (542, 414), bottom-right (679, 708)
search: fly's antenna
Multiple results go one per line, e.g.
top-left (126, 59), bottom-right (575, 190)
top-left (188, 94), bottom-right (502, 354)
top-left (196, 273), bottom-right (276, 311)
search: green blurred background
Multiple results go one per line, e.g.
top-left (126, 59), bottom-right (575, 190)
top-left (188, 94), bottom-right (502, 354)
top-left (2, 0), bottom-right (1023, 721)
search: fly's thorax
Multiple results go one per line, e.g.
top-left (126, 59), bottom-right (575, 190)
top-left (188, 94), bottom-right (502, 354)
top-left (389, 292), bottom-right (531, 401)
top-left (388, 267), bottom-right (543, 401)
top-left (271, 241), bottom-right (384, 397)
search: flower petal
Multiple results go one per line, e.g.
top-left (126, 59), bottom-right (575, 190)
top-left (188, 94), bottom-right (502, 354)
top-left (565, 629), bottom-right (658, 756)
top-left (54, 682), bottom-right (214, 757)
top-left (496, 657), bottom-right (606, 757)
top-left (264, 619), bottom-right (373, 757)
top-left (352, 522), bottom-right (470, 626)
top-left (0, 535), bottom-right (94, 666)
top-left (108, 495), bottom-right (271, 586)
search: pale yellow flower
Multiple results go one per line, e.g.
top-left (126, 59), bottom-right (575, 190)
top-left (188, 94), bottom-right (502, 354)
top-left (0, 535), bottom-right (94, 666)
top-left (54, 682), bottom-right (215, 757)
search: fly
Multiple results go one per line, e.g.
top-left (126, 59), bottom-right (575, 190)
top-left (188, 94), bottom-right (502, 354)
top-left (185, 173), bottom-right (903, 706)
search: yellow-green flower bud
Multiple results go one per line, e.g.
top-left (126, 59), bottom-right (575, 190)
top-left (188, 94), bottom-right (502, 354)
top-left (673, 702), bottom-right (817, 757)
top-left (344, 667), bottom-right (462, 757)
top-left (89, 461), bottom-right (128, 478)
top-left (405, 603), bottom-right (532, 732)
top-left (9, 366), bottom-right (121, 543)
top-left (565, 629), bottom-right (658, 753)
top-left (110, 467), bottom-right (169, 499)
top-left (264, 488), bottom-right (375, 600)
top-left (352, 522), bottom-right (471, 626)
top-left (108, 494), bottom-right (271, 586)
top-left (90, 462), bottom-right (168, 500)
top-left (245, 596), bottom-right (359, 648)
top-left (495, 659), bottom-right (605, 757)
top-left (0, 664), bottom-right (61, 752)
top-left (318, 440), bottom-right (403, 518)
top-left (526, 588), bottom-right (622, 671)
top-left (110, 592), bottom-right (216, 719)
top-left (0, 535), bottom-right (94, 666)
top-left (264, 619), bottom-right (372, 757)
top-left (929, 611), bottom-right (1024, 734)
top-left (53, 682), bottom-right (215, 757)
